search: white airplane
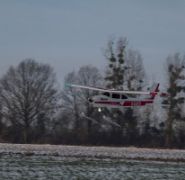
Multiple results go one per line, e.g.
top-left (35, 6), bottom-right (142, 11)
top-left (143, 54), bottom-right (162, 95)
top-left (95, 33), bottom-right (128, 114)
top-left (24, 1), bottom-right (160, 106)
top-left (66, 83), bottom-right (168, 110)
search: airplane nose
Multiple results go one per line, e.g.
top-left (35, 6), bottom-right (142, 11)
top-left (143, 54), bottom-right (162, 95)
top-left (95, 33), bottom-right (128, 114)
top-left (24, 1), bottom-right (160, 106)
top-left (88, 98), bottom-right (93, 103)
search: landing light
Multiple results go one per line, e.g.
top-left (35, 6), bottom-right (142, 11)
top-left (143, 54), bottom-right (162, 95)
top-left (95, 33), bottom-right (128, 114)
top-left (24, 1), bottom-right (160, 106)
top-left (98, 108), bottom-right (102, 112)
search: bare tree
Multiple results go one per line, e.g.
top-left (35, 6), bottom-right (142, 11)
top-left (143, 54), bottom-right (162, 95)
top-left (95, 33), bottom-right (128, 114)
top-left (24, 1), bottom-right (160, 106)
top-left (78, 65), bottom-right (102, 139)
top-left (124, 49), bottom-right (148, 141)
top-left (164, 53), bottom-right (185, 147)
top-left (103, 37), bottom-right (128, 142)
top-left (103, 37), bottom-right (147, 145)
top-left (60, 65), bottom-right (102, 143)
top-left (62, 71), bottom-right (81, 131)
top-left (125, 49), bottom-right (146, 90)
top-left (0, 59), bottom-right (60, 143)
top-left (104, 37), bottom-right (127, 89)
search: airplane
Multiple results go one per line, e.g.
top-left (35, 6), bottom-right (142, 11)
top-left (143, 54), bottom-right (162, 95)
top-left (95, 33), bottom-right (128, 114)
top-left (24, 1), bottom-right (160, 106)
top-left (66, 83), bottom-right (168, 111)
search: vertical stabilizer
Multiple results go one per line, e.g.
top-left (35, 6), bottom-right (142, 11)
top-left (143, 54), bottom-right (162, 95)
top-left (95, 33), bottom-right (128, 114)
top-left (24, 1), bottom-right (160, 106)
top-left (149, 83), bottom-right (160, 99)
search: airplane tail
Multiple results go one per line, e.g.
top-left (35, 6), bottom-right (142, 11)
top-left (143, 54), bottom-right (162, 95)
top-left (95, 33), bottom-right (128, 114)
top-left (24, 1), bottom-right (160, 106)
top-left (146, 83), bottom-right (160, 100)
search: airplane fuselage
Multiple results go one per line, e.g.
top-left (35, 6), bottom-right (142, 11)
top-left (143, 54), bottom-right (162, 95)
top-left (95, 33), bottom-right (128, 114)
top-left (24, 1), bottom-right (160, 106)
top-left (89, 94), bottom-right (153, 108)
top-left (67, 83), bottom-right (162, 109)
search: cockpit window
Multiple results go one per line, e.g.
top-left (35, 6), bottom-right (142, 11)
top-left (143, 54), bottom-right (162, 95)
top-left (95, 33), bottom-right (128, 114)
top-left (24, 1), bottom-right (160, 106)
top-left (121, 94), bottom-right (128, 99)
top-left (112, 93), bottom-right (120, 99)
top-left (103, 92), bottom-right (110, 97)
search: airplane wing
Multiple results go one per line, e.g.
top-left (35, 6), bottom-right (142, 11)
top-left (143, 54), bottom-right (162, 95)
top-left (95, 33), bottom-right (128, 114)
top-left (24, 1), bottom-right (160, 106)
top-left (66, 83), bottom-right (150, 95)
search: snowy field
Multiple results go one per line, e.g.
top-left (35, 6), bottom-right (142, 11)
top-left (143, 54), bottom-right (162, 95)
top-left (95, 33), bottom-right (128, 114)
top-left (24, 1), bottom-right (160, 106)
top-left (1, 143), bottom-right (185, 161)
top-left (1, 143), bottom-right (185, 179)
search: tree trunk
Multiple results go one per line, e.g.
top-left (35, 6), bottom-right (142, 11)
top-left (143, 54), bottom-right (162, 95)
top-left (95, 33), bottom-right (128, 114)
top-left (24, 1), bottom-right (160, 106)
top-left (86, 104), bottom-right (92, 142)
top-left (23, 120), bottom-right (30, 143)
top-left (23, 127), bottom-right (29, 143)
top-left (165, 111), bottom-right (173, 148)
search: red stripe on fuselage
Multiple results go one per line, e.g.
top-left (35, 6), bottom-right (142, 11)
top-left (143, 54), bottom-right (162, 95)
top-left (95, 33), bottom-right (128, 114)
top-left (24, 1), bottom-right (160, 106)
top-left (94, 100), bottom-right (153, 107)
top-left (123, 100), bottom-right (153, 106)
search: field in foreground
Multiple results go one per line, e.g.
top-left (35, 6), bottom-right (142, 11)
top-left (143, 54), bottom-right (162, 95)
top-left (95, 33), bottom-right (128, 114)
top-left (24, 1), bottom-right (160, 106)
top-left (1, 144), bottom-right (185, 179)
top-left (1, 143), bottom-right (185, 162)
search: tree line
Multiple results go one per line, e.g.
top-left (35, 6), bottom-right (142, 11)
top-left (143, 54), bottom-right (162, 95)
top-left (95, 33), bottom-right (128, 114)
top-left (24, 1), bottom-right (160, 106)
top-left (0, 37), bottom-right (185, 148)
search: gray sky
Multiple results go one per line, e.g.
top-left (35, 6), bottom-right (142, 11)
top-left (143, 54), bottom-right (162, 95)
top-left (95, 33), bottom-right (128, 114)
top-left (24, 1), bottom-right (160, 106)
top-left (0, 0), bottom-right (185, 86)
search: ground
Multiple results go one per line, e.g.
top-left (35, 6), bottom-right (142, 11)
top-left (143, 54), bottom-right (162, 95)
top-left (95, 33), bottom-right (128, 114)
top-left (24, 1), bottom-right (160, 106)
top-left (1, 143), bottom-right (185, 162)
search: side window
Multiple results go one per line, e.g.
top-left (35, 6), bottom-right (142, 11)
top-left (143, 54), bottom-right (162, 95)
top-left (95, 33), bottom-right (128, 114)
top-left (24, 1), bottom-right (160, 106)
top-left (103, 92), bottom-right (110, 97)
top-left (121, 94), bottom-right (128, 99)
top-left (112, 93), bottom-right (120, 99)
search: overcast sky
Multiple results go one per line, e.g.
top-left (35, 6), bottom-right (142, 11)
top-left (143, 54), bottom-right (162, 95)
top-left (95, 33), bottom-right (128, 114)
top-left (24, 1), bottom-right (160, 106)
top-left (0, 0), bottom-right (185, 86)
